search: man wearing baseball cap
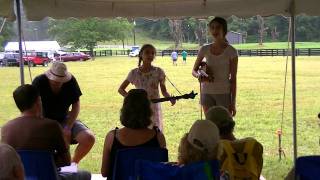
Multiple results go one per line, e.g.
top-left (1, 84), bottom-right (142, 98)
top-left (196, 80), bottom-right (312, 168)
top-left (32, 62), bottom-right (95, 165)
top-left (206, 106), bottom-right (236, 141)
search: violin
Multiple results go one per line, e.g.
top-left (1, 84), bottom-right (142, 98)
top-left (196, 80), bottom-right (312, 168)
top-left (151, 91), bottom-right (198, 103)
top-left (198, 61), bottom-right (214, 82)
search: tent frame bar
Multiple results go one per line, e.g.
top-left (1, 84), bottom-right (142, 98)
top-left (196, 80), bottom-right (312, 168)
top-left (291, 12), bottom-right (297, 169)
top-left (16, 0), bottom-right (24, 85)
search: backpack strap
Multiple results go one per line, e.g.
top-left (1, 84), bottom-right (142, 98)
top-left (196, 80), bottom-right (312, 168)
top-left (243, 138), bottom-right (256, 155)
top-left (221, 140), bottom-right (237, 177)
top-left (242, 138), bottom-right (260, 177)
top-left (221, 140), bottom-right (236, 156)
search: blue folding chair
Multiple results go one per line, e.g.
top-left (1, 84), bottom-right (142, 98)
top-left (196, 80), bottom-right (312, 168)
top-left (135, 160), bottom-right (220, 180)
top-left (17, 150), bottom-right (59, 180)
top-left (112, 147), bottom-right (168, 180)
top-left (296, 156), bottom-right (320, 180)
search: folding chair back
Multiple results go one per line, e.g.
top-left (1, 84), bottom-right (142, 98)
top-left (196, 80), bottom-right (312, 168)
top-left (112, 147), bottom-right (168, 180)
top-left (18, 150), bottom-right (58, 180)
top-left (296, 156), bottom-right (320, 180)
top-left (135, 160), bottom-right (220, 180)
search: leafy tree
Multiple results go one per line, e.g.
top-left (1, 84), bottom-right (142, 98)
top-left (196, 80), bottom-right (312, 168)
top-left (48, 18), bottom-right (133, 55)
top-left (168, 19), bottom-right (183, 48)
top-left (181, 18), bottom-right (197, 42)
top-left (296, 16), bottom-right (320, 41)
top-left (136, 18), bottom-right (171, 40)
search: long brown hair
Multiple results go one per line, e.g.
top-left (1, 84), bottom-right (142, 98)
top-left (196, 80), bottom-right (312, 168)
top-left (208, 17), bottom-right (229, 43)
top-left (138, 44), bottom-right (156, 67)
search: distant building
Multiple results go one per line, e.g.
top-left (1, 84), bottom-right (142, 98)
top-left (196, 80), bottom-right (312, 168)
top-left (4, 41), bottom-right (61, 59)
top-left (226, 31), bottom-right (243, 44)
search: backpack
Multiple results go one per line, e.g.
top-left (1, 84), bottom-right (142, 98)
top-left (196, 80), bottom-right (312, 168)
top-left (220, 138), bottom-right (263, 180)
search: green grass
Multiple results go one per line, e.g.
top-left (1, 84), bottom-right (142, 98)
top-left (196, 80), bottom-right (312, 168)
top-left (0, 56), bottom-right (320, 179)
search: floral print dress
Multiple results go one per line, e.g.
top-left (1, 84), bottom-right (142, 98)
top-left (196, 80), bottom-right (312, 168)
top-left (126, 66), bottom-right (166, 131)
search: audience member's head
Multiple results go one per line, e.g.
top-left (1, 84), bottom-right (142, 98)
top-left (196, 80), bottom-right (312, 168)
top-left (0, 143), bottom-right (24, 180)
top-left (13, 84), bottom-right (41, 114)
top-left (45, 62), bottom-right (72, 89)
top-left (178, 120), bottom-right (220, 165)
top-left (206, 106), bottom-right (236, 140)
top-left (120, 89), bottom-right (152, 129)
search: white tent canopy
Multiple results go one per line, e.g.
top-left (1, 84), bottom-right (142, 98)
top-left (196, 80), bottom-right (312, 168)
top-left (0, 0), bottom-right (320, 20)
top-left (4, 41), bottom-right (61, 52)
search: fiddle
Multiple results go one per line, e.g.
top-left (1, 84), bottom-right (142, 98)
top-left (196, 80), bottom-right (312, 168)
top-left (198, 61), bottom-right (214, 82)
top-left (151, 91), bottom-right (198, 104)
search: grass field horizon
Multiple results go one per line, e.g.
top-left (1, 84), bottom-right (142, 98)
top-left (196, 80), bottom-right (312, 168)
top-left (89, 41), bottom-right (320, 51)
top-left (0, 56), bottom-right (319, 179)
top-left (133, 31), bottom-right (320, 50)
top-left (87, 31), bottom-right (320, 51)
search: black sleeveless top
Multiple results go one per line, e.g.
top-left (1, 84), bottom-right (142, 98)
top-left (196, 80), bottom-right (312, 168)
top-left (107, 127), bottom-right (161, 180)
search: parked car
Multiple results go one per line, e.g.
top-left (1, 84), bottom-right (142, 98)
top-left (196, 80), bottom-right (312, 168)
top-left (54, 52), bottom-right (91, 62)
top-left (23, 52), bottom-right (51, 67)
top-left (0, 52), bottom-right (4, 66)
top-left (129, 46), bottom-right (140, 57)
top-left (1, 53), bottom-right (20, 66)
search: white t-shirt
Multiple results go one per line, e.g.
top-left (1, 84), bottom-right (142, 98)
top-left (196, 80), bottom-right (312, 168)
top-left (198, 44), bottom-right (238, 94)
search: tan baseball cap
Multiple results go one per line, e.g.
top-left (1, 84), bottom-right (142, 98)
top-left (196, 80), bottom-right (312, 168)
top-left (187, 120), bottom-right (220, 152)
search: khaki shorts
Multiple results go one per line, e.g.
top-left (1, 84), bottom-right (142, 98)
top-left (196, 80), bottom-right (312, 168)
top-left (62, 120), bottom-right (89, 144)
top-left (200, 93), bottom-right (231, 109)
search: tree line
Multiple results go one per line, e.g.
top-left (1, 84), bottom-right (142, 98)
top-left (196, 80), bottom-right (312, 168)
top-left (1, 15), bottom-right (320, 51)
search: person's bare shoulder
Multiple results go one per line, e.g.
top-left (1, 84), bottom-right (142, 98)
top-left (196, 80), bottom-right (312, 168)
top-left (1, 117), bottom-right (23, 133)
top-left (41, 118), bottom-right (63, 133)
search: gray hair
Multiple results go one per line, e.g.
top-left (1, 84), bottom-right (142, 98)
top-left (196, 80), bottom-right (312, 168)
top-left (0, 143), bottom-right (23, 179)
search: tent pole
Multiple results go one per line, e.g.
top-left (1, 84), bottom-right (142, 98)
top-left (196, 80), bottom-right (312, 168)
top-left (290, 8), bottom-right (297, 167)
top-left (15, 0), bottom-right (24, 85)
top-left (0, 18), bottom-right (6, 34)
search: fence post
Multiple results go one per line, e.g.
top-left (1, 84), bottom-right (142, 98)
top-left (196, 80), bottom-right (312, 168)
top-left (308, 48), bottom-right (311, 56)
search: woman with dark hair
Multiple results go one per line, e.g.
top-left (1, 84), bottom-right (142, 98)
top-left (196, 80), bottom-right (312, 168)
top-left (192, 17), bottom-right (238, 116)
top-left (118, 44), bottom-right (175, 131)
top-left (101, 89), bottom-right (166, 179)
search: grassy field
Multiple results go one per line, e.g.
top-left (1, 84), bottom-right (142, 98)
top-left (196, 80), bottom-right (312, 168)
top-left (0, 56), bottom-right (320, 179)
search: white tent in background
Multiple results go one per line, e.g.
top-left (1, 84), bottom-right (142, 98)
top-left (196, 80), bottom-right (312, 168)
top-left (1, 0), bottom-right (320, 173)
top-left (4, 41), bottom-right (61, 52)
